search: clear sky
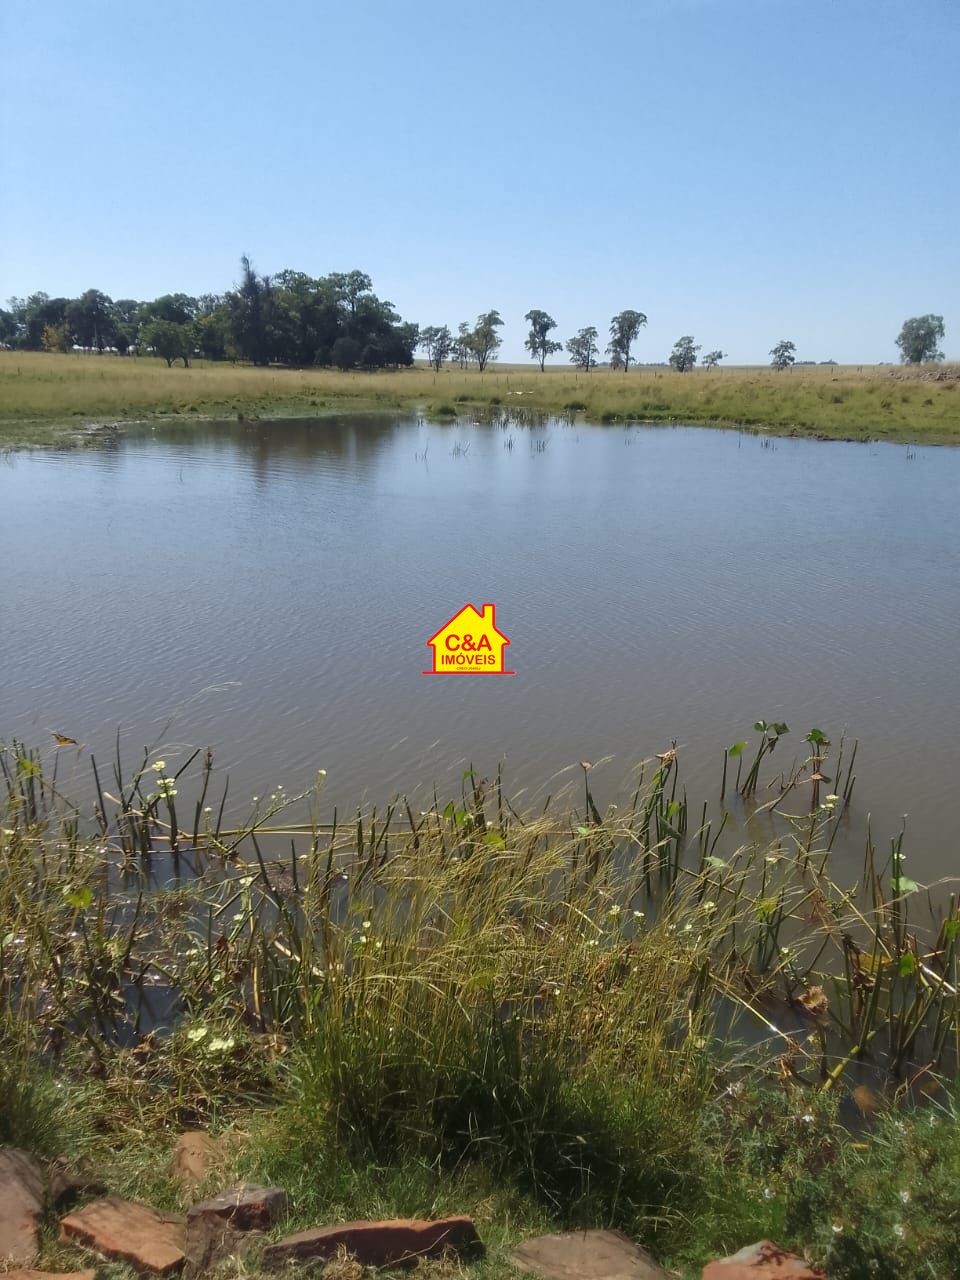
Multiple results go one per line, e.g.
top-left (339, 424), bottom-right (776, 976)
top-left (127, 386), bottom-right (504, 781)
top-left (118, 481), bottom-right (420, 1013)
top-left (1, 0), bottom-right (957, 365)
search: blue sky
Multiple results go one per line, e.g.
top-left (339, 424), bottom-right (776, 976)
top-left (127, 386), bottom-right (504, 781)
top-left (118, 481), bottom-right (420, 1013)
top-left (1, 0), bottom-right (957, 364)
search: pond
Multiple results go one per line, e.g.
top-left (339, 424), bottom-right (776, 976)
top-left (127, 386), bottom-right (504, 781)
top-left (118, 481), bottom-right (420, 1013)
top-left (2, 413), bottom-right (958, 886)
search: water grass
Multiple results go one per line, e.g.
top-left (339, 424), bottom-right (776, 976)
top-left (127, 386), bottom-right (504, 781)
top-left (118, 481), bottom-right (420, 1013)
top-left (2, 729), bottom-right (960, 1275)
top-left (3, 351), bottom-right (960, 449)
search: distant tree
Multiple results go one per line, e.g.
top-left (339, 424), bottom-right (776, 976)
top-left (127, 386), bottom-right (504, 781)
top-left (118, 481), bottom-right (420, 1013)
top-left (524, 309), bottom-right (562, 371)
top-left (67, 289), bottom-right (115, 352)
top-left (0, 308), bottom-right (15, 347)
top-left (452, 322), bottom-right (471, 369)
top-left (111, 299), bottom-right (142, 355)
top-left (226, 256), bottom-right (274, 366)
top-left (330, 335), bottom-right (363, 370)
top-left (464, 310), bottom-right (503, 372)
top-left (566, 326), bottom-right (600, 371)
top-left (139, 293), bottom-right (197, 327)
top-left (702, 349), bottom-right (727, 369)
top-left (41, 323), bottom-right (72, 352)
top-left (607, 309), bottom-right (647, 371)
top-left (13, 293), bottom-right (69, 349)
top-left (770, 339), bottom-right (797, 371)
top-left (419, 325), bottom-right (453, 372)
top-left (896, 315), bottom-right (945, 364)
top-left (142, 319), bottom-right (193, 367)
top-left (194, 310), bottom-right (231, 361)
top-left (669, 336), bottom-right (701, 372)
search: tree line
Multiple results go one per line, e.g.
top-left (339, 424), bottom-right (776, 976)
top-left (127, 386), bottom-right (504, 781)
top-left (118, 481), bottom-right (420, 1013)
top-left (0, 259), bottom-right (419, 370)
top-left (0, 263), bottom-right (946, 371)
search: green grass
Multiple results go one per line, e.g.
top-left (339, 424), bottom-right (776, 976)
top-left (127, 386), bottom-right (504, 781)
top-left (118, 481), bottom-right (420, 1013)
top-left (3, 351), bottom-right (960, 448)
top-left (2, 731), bottom-right (960, 1277)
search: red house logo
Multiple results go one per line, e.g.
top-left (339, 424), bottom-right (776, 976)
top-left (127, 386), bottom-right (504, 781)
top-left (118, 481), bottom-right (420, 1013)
top-left (423, 603), bottom-right (514, 675)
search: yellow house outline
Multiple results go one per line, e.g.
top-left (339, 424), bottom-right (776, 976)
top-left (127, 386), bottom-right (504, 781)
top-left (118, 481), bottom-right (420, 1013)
top-left (423, 602), bottom-right (514, 676)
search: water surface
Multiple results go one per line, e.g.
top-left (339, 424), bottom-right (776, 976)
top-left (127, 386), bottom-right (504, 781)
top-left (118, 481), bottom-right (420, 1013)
top-left (2, 414), bottom-right (958, 884)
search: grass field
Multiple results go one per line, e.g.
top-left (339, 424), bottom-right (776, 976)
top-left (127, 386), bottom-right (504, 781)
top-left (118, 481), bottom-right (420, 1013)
top-left (3, 351), bottom-right (960, 447)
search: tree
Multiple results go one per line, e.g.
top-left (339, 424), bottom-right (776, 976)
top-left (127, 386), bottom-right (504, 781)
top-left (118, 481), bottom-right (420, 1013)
top-left (226, 256), bottom-right (274, 366)
top-left (607, 309), bottom-right (647, 371)
top-left (67, 289), bottom-right (115, 352)
top-left (330, 335), bottom-right (362, 370)
top-left (566, 326), bottom-right (600, 371)
top-left (896, 315), bottom-right (945, 364)
top-left (41, 323), bottom-right (72, 352)
top-left (142, 319), bottom-right (193, 367)
top-left (770, 339), bottom-right (796, 371)
top-left (419, 325), bottom-right (453, 372)
top-left (669, 336), bottom-right (701, 372)
top-left (452, 323), bottom-right (471, 369)
top-left (702, 350), bottom-right (727, 369)
top-left (464, 310), bottom-right (503, 372)
top-left (524, 309), bottom-right (562, 371)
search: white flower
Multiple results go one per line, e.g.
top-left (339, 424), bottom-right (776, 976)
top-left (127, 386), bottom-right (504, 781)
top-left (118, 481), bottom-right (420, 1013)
top-left (899, 1189), bottom-right (911, 1204)
top-left (893, 1223), bottom-right (905, 1239)
top-left (800, 1113), bottom-right (815, 1124)
top-left (152, 760), bottom-right (166, 772)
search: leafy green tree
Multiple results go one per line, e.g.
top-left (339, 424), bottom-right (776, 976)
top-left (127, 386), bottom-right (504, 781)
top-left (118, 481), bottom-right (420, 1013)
top-left (770, 339), bottom-right (796, 371)
top-left (142, 319), bottom-right (193, 367)
top-left (464, 311), bottom-right (503, 372)
top-left (42, 323), bottom-right (72, 353)
top-left (419, 325), bottom-right (453, 372)
top-left (67, 289), bottom-right (115, 352)
top-left (607, 309), bottom-right (647, 371)
top-left (331, 335), bottom-right (362, 369)
top-left (110, 299), bottom-right (142, 355)
top-left (566, 326), bottom-right (600, 371)
top-left (0, 308), bottom-right (19, 347)
top-left (12, 293), bottom-right (69, 349)
top-left (524, 309), bottom-right (562, 371)
top-left (702, 350), bottom-right (726, 369)
top-left (451, 323), bottom-right (471, 369)
top-left (139, 293), bottom-right (198, 327)
top-left (895, 315), bottom-right (945, 364)
top-left (669, 335), bottom-right (701, 372)
top-left (226, 256), bottom-right (274, 366)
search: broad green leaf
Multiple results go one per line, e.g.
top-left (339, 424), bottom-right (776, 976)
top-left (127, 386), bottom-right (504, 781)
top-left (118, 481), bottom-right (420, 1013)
top-left (898, 952), bottom-right (917, 977)
top-left (482, 831), bottom-right (505, 849)
top-left (727, 741), bottom-right (747, 758)
top-left (893, 875), bottom-right (920, 897)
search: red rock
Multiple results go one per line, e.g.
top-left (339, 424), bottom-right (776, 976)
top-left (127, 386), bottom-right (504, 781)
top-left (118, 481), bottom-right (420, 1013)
top-left (0, 1148), bottom-right (45, 1265)
top-left (511, 1229), bottom-right (671, 1279)
top-left (60, 1197), bottom-right (186, 1274)
top-left (260, 1216), bottom-right (484, 1270)
top-left (186, 1184), bottom-right (287, 1231)
top-left (169, 1134), bottom-right (221, 1188)
top-left (702, 1240), bottom-right (824, 1279)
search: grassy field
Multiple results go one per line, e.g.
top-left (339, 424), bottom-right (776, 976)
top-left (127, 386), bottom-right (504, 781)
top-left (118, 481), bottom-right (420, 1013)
top-left (3, 732), bottom-right (960, 1277)
top-left (3, 350), bottom-right (960, 447)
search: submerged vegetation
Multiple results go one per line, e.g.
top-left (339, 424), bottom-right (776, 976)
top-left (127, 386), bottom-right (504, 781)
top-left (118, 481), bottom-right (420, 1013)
top-left (3, 727), bottom-right (960, 1275)
top-left (3, 351), bottom-right (960, 449)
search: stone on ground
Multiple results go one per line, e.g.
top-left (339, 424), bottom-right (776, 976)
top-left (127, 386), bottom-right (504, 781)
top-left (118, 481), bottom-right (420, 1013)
top-left (261, 1216), bottom-right (484, 1270)
top-left (60, 1197), bottom-right (186, 1275)
top-left (183, 1217), bottom-right (264, 1279)
top-left (511, 1230), bottom-right (672, 1280)
top-left (169, 1134), bottom-right (221, 1189)
top-left (0, 1148), bottom-right (45, 1266)
top-left (186, 1183), bottom-right (287, 1232)
top-left (702, 1240), bottom-right (825, 1279)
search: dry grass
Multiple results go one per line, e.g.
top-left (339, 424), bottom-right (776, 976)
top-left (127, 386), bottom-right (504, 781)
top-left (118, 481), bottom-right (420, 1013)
top-left (3, 351), bottom-right (960, 447)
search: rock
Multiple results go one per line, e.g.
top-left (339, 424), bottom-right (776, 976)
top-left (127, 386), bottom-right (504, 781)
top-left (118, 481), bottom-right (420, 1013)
top-left (511, 1230), bottom-right (671, 1280)
top-left (702, 1240), bottom-right (825, 1279)
top-left (183, 1217), bottom-right (264, 1279)
top-left (47, 1156), bottom-right (108, 1210)
top-left (3, 1271), bottom-right (97, 1280)
top-left (186, 1184), bottom-right (287, 1232)
top-left (0, 1148), bottom-right (45, 1265)
top-left (261, 1216), bottom-right (484, 1270)
top-left (169, 1134), bottom-right (221, 1189)
top-left (60, 1197), bottom-right (186, 1274)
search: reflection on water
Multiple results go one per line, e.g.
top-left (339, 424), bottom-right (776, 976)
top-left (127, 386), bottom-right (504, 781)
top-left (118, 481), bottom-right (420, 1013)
top-left (2, 413), bottom-right (959, 884)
